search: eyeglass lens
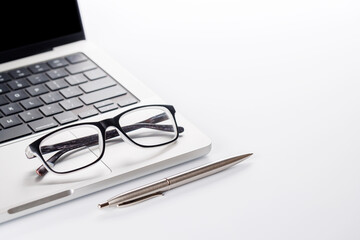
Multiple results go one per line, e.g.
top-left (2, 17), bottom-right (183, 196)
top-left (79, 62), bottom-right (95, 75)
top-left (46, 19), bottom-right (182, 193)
top-left (39, 125), bottom-right (104, 173)
top-left (119, 107), bottom-right (177, 146)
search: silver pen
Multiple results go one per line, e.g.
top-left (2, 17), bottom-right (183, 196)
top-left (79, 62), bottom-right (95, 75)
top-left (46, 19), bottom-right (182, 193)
top-left (98, 153), bottom-right (253, 208)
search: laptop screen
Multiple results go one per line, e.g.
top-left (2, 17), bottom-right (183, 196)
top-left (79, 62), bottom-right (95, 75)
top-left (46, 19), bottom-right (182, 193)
top-left (0, 0), bottom-right (85, 63)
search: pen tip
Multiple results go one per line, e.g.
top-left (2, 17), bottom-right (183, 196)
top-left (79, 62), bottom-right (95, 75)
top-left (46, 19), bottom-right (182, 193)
top-left (242, 153), bottom-right (253, 158)
top-left (98, 202), bottom-right (109, 209)
top-left (234, 153), bottom-right (253, 162)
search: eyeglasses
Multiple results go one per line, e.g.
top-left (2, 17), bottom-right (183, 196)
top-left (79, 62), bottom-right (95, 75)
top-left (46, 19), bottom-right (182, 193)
top-left (25, 105), bottom-right (184, 176)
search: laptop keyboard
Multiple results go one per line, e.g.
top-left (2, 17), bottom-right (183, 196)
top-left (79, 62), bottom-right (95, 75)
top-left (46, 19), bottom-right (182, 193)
top-left (0, 53), bottom-right (138, 144)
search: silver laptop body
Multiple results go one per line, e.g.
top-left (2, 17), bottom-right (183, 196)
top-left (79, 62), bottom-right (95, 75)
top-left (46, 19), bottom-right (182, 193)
top-left (0, 1), bottom-right (211, 223)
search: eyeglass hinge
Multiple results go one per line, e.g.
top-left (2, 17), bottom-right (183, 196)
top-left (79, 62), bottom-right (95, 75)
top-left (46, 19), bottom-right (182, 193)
top-left (25, 146), bottom-right (36, 159)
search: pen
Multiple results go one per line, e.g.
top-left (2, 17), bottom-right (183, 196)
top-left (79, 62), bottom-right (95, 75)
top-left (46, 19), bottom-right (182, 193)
top-left (98, 153), bottom-right (253, 208)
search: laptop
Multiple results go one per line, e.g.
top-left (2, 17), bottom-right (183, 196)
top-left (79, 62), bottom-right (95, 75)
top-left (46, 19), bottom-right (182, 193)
top-left (0, 1), bottom-right (211, 223)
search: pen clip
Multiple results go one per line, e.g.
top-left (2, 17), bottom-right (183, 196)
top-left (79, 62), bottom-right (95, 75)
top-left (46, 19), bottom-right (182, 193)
top-left (117, 192), bottom-right (164, 207)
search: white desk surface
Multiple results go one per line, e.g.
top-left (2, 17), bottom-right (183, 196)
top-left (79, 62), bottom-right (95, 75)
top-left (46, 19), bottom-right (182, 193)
top-left (2, 0), bottom-right (360, 239)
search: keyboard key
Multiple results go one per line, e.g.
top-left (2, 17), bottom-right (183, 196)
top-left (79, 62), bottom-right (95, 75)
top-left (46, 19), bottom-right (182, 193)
top-left (28, 63), bottom-right (50, 74)
top-left (0, 72), bottom-right (11, 82)
top-left (46, 79), bottom-right (68, 91)
top-left (66, 61), bottom-right (96, 75)
top-left (84, 69), bottom-right (107, 80)
top-left (0, 115), bottom-right (22, 128)
top-left (117, 95), bottom-right (138, 107)
top-left (28, 118), bottom-right (58, 133)
top-left (20, 97), bottom-right (43, 110)
top-left (98, 104), bottom-right (118, 113)
top-left (65, 74), bottom-right (88, 85)
top-left (19, 109), bottom-right (43, 122)
top-left (0, 124), bottom-right (32, 143)
top-left (6, 90), bottom-right (29, 102)
top-left (54, 112), bottom-right (78, 125)
top-left (59, 98), bottom-right (83, 110)
top-left (48, 58), bottom-right (69, 68)
top-left (94, 100), bottom-right (113, 109)
top-left (0, 96), bottom-right (9, 106)
top-left (39, 103), bottom-right (63, 116)
top-left (47, 68), bottom-right (69, 79)
top-left (0, 84), bottom-right (10, 94)
top-left (78, 109), bottom-right (98, 119)
top-left (40, 92), bottom-right (63, 104)
top-left (60, 86), bottom-right (83, 99)
top-left (79, 77), bottom-right (116, 93)
top-left (0, 103), bottom-right (23, 116)
top-left (9, 68), bottom-right (31, 79)
top-left (27, 73), bottom-right (50, 85)
top-left (66, 53), bottom-right (87, 64)
top-left (80, 85), bottom-right (127, 105)
top-left (8, 78), bottom-right (30, 90)
top-left (26, 84), bottom-right (49, 96)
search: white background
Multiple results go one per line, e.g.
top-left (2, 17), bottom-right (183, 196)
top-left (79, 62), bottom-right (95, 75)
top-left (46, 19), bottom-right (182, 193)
top-left (2, 0), bottom-right (360, 239)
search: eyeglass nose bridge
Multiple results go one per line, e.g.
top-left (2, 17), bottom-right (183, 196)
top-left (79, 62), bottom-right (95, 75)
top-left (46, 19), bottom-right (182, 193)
top-left (99, 118), bottom-right (137, 147)
top-left (100, 118), bottom-right (118, 129)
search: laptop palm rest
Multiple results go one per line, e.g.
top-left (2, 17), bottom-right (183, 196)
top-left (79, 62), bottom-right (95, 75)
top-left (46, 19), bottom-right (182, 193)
top-left (0, 114), bottom-right (211, 223)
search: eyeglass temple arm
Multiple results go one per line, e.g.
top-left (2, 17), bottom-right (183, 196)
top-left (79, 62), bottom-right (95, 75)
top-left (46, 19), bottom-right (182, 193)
top-left (35, 113), bottom-right (184, 176)
top-left (121, 112), bottom-right (184, 133)
top-left (36, 142), bottom-right (98, 176)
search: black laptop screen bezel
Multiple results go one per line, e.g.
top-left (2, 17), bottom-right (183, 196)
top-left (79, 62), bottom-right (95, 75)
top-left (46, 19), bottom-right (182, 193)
top-left (0, 1), bottom-right (85, 64)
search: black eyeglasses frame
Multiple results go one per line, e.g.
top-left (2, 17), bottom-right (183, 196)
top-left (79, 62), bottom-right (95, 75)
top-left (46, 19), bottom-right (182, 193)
top-left (26, 104), bottom-right (181, 175)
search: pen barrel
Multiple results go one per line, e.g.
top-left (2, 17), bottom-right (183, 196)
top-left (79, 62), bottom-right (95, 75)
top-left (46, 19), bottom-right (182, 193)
top-left (107, 179), bottom-right (170, 206)
top-left (168, 155), bottom-right (245, 189)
